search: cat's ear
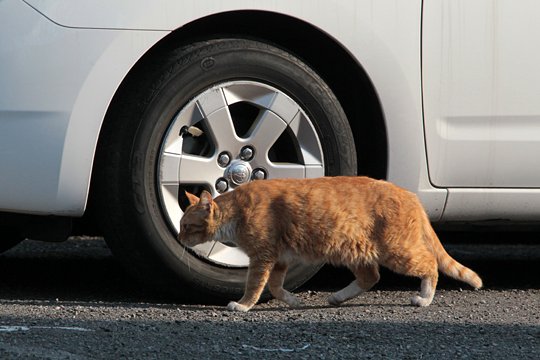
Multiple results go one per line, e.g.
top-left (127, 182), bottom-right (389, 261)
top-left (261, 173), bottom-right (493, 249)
top-left (178, 188), bottom-right (197, 211)
top-left (199, 190), bottom-right (213, 211)
top-left (185, 191), bottom-right (199, 206)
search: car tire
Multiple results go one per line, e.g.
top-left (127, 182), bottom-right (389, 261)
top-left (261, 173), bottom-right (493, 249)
top-left (0, 228), bottom-right (23, 253)
top-left (93, 38), bottom-right (357, 301)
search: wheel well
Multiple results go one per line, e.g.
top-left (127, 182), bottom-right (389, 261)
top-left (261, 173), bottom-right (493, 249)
top-left (88, 10), bottom-right (388, 235)
top-left (112, 10), bottom-right (387, 180)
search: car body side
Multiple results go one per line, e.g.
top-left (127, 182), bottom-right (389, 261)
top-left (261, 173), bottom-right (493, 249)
top-left (2, 0), bottom-right (540, 225)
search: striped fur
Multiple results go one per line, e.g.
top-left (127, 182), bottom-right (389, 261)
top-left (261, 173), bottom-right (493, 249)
top-left (178, 176), bottom-right (483, 312)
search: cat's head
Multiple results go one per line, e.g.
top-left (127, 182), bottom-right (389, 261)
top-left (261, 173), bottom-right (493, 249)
top-left (178, 190), bottom-right (215, 247)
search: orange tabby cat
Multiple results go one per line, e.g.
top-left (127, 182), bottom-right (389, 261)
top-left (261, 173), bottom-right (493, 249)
top-left (178, 176), bottom-right (482, 312)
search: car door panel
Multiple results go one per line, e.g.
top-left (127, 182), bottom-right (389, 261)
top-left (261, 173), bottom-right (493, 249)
top-left (423, 0), bottom-right (540, 188)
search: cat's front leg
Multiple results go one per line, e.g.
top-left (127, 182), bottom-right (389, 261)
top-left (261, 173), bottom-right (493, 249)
top-left (226, 301), bottom-right (251, 312)
top-left (227, 261), bottom-right (274, 312)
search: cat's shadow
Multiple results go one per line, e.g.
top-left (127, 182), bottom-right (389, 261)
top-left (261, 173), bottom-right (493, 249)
top-left (262, 305), bottom-right (373, 312)
top-left (252, 302), bottom-right (406, 312)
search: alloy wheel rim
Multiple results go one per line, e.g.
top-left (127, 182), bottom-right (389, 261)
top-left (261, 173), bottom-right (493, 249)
top-left (157, 81), bottom-right (324, 267)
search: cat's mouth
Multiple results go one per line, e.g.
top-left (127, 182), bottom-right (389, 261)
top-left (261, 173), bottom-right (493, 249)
top-left (179, 240), bottom-right (199, 248)
top-left (177, 234), bottom-right (194, 247)
top-left (177, 235), bottom-right (209, 248)
top-left (178, 233), bottom-right (237, 249)
top-left (219, 240), bottom-right (238, 247)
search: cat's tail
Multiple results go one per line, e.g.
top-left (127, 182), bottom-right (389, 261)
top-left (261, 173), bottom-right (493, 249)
top-left (423, 216), bottom-right (483, 289)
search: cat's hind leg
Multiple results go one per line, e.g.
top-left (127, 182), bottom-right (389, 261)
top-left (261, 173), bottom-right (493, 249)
top-left (410, 274), bottom-right (438, 307)
top-left (406, 256), bottom-right (438, 307)
top-left (227, 261), bottom-right (273, 312)
top-left (268, 262), bottom-right (302, 308)
top-left (328, 263), bottom-right (380, 306)
top-left (383, 248), bottom-right (439, 306)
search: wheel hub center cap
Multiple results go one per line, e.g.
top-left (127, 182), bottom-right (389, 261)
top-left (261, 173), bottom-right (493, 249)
top-left (225, 161), bottom-right (252, 185)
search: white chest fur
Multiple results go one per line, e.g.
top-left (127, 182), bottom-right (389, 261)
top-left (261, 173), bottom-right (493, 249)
top-left (212, 221), bottom-right (238, 246)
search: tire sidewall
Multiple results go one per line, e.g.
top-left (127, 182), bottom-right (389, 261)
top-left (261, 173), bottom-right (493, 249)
top-left (126, 39), bottom-right (356, 297)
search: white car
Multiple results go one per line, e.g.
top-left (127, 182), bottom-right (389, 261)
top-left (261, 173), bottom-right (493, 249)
top-left (1, 0), bottom-right (539, 299)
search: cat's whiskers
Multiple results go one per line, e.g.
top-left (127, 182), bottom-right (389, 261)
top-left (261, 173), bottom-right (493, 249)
top-left (180, 245), bottom-right (191, 272)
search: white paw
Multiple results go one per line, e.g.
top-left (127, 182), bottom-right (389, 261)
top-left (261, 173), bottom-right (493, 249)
top-left (227, 301), bottom-right (251, 312)
top-left (327, 294), bottom-right (343, 306)
top-left (283, 292), bottom-right (303, 308)
top-left (327, 282), bottom-right (362, 306)
top-left (288, 297), bottom-right (303, 308)
top-left (410, 295), bottom-right (432, 307)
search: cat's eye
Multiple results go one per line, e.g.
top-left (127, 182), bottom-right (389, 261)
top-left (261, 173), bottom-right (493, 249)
top-left (181, 223), bottom-right (199, 233)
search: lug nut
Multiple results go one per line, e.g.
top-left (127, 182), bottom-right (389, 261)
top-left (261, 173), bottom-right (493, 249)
top-left (218, 152), bottom-right (231, 167)
top-left (252, 168), bottom-right (267, 180)
top-left (215, 178), bottom-right (229, 193)
top-left (240, 146), bottom-right (255, 161)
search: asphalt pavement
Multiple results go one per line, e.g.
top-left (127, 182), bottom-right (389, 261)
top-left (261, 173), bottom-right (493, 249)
top-left (0, 235), bottom-right (539, 359)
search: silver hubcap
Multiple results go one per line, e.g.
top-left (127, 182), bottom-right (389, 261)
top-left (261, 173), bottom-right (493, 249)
top-left (158, 81), bottom-right (324, 267)
top-left (225, 160), bottom-right (252, 186)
